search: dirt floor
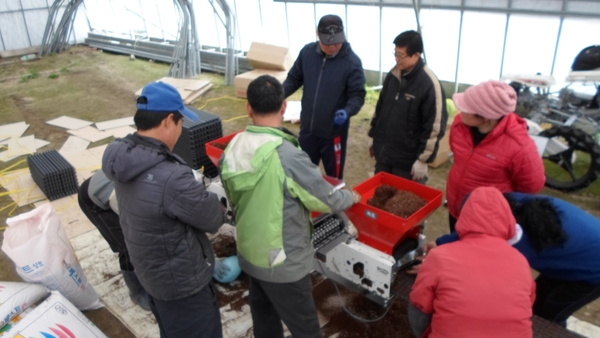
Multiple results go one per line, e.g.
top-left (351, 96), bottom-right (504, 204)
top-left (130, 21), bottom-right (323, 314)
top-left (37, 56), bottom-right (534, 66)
top-left (1, 45), bottom-right (600, 337)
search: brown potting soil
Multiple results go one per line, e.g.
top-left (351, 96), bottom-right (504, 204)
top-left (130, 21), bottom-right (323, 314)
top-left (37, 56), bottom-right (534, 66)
top-left (212, 142), bottom-right (228, 150)
top-left (314, 275), bottom-right (414, 337)
top-left (368, 185), bottom-right (427, 218)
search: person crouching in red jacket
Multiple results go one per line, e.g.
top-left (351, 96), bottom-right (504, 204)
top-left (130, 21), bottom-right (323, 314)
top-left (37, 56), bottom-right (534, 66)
top-left (409, 186), bottom-right (535, 338)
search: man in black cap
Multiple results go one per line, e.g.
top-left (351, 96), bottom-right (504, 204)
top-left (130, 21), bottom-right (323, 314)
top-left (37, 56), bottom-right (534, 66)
top-left (283, 14), bottom-right (366, 180)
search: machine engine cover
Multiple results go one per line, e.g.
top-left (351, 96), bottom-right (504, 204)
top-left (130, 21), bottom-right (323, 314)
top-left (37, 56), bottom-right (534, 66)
top-left (315, 237), bottom-right (397, 305)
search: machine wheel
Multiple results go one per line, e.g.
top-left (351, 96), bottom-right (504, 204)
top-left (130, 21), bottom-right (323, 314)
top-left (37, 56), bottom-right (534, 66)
top-left (539, 126), bottom-right (600, 192)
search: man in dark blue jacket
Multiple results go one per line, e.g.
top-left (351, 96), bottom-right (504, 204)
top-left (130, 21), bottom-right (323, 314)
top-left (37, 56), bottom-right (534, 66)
top-left (283, 14), bottom-right (366, 179)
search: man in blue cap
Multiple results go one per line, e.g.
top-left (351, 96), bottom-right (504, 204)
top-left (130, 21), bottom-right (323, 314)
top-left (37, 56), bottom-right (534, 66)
top-left (102, 81), bottom-right (227, 338)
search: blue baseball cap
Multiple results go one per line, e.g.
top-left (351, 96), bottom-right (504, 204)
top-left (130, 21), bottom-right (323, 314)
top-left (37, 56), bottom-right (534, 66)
top-left (137, 81), bottom-right (199, 121)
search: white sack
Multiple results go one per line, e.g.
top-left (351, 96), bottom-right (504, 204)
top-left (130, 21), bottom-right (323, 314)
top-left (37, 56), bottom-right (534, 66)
top-left (2, 203), bottom-right (102, 311)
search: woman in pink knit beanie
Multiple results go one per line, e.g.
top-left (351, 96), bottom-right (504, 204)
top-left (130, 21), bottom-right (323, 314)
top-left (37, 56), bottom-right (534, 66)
top-left (446, 80), bottom-right (546, 232)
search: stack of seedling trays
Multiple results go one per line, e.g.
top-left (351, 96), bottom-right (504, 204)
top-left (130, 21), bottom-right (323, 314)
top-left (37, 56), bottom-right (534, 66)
top-left (173, 108), bottom-right (223, 177)
top-left (27, 150), bottom-right (79, 201)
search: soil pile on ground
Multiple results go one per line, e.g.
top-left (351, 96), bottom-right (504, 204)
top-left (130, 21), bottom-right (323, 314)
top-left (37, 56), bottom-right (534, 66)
top-left (315, 275), bottom-right (413, 337)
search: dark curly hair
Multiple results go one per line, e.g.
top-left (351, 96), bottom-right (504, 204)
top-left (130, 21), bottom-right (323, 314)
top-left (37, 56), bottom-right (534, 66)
top-left (504, 194), bottom-right (568, 252)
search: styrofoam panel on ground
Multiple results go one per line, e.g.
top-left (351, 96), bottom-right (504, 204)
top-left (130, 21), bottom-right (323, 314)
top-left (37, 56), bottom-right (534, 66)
top-left (67, 126), bottom-right (112, 143)
top-left (0, 122), bottom-right (29, 142)
top-left (87, 144), bottom-right (108, 161)
top-left (0, 135), bottom-right (36, 162)
top-left (60, 149), bottom-right (102, 172)
top-left (60, 135), bottom-right (90, 155)
top-left (0, 169), bottom-right (46, 206)
top-left (46, 116), bottom-right (93, 130)
top-left (95, 117), bottom-right (134, 131)
top-left (105, 125), bottom-right (136, 138)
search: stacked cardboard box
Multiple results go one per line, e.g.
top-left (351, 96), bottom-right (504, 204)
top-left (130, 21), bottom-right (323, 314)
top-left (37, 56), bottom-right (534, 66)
top-left (234, 42), bottom-right (294, 98)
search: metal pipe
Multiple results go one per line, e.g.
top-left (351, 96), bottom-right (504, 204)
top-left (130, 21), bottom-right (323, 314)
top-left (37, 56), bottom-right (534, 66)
top-left (272, 0), bottom-right (600, 19)
top-left (550, 0), bottom-right (567, 77)
top-left (453, 0), bottom-right (465, 94)
top-left (499, 0), bottom-right (511, 79)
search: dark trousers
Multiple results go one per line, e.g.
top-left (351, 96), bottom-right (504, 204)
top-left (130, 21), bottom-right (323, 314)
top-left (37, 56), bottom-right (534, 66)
top-left (449, 213), bottom-right (458, 233)
top-left (249, 275), bottom-right (323, 338)
top-left (77, 178), bottom-right (134, 271)
top-left (299, 129), bottom-right (347, 179)
top-left (534, 274), bottom-right (600, 327)
top-left (149, 283), bottom-right (223, 338)
top-left (374, 162), bottom-right (428, 185)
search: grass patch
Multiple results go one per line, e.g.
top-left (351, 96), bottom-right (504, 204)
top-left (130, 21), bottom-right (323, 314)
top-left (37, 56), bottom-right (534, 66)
top-left (19, 69), bottom-right (39, 82)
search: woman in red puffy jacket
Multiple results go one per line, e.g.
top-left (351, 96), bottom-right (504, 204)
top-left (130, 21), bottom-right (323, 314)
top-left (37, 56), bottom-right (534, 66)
top-left (446, 80), bottom-right (545, 232)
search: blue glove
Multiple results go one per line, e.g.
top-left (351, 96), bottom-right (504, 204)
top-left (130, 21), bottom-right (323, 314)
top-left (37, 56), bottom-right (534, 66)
top-left (334, 109), bottom-right (348, 126)
top-left (213, 256), bottom-right (242, 283)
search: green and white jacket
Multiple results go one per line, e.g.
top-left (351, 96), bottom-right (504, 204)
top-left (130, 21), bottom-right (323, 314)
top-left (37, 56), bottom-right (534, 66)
top-left (220, 125), bottom-right (355, 283)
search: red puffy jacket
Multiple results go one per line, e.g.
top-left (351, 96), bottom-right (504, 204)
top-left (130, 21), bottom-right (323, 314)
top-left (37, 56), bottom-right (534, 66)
top-left (410, 186), bottom-right (535, 338)
top-left (446, 113), bottom-right (545, 219)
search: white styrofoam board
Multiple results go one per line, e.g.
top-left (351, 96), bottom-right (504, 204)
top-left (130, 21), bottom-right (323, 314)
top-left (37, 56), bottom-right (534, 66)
top-left (283, 100), bottom-right (301, 123)
top-left (60, 135), bottom-right (91, 155)
top-left (0, 135), bottom-right (37, 162)
top-left (61, 149), bottom-right (102, 173)
top-left (105, 125), bottom-right (136, 139)
top-left (46, 116), bottom-right (93, 130)
top-left (0, 138), bottom-right (50, 150)
top-left (34, 138), bottom-right (50, 150)
top-left (87, 144), bottom-right (108, 161)
top-left (0, 169), bottom-right (46, 206)
top-left (0, 122), bottom-right (29, 142)
top-left (95, 117), bottom-right (134, 131)
top-left (568, 316), bottom-right (600, 338)
top-left (68, 126), bottom-right (112, 143)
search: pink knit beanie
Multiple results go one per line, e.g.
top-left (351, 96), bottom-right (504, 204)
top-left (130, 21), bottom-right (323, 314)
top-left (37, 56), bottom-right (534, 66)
top-left (452, 80), bottom-right (517, 120)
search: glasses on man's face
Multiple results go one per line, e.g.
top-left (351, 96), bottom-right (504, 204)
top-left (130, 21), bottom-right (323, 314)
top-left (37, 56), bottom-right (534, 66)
top-left (394, 51), bottom-right (409, 59)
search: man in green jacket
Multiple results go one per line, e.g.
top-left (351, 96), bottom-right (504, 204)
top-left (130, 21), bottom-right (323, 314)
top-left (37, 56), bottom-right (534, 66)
top-left (221, 75), bottom-right (360, 338)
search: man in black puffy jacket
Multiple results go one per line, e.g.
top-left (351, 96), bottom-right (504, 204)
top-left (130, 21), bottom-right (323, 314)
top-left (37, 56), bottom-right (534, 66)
top-left (283, 14), bottom-right (366, 179)
top-left (102, 81), bottom-right (227, 338)
top-left (369, 30), bottom-right (447, 184)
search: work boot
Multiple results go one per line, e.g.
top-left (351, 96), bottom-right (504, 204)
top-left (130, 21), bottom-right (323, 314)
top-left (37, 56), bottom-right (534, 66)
top-left (121, 270), bottom-right (151, 311)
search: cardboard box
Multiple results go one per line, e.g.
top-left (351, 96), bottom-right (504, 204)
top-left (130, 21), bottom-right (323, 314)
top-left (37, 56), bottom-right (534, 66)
top-left (234, 69), bottom-right (288, 98)
top-left (429, 124), bottom-right (452, 168)
top-left (246, 42), bottom-right (295, 71)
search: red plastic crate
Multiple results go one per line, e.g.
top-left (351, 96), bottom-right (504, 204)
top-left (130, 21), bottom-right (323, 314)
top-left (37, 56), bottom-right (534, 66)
top-left (345, 172), bottom-right (443, 255)
top-left (205, 132), bottom-right (241, 168)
